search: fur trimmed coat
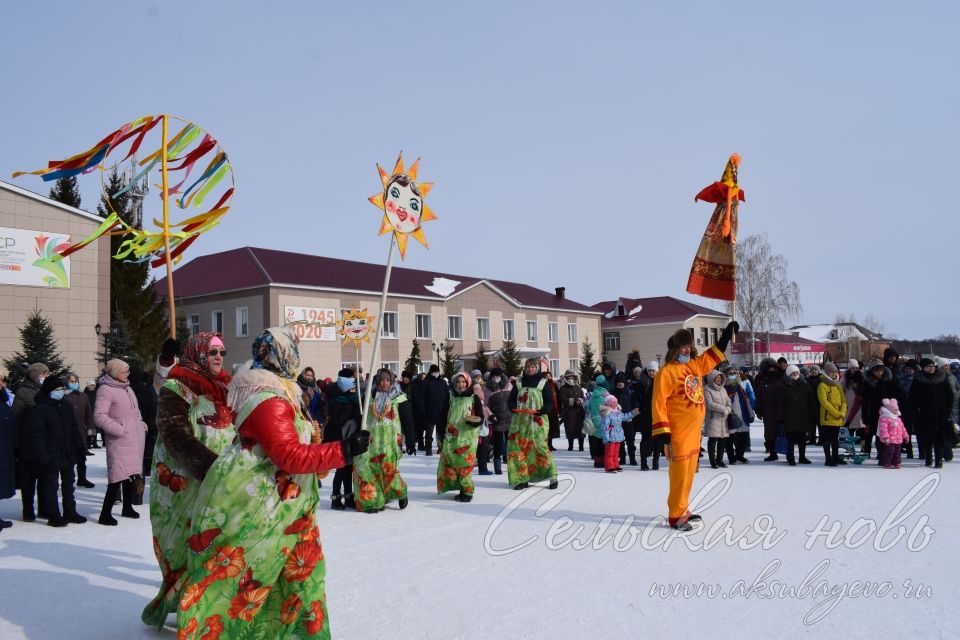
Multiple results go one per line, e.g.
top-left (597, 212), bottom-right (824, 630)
top-left (94, 374), bottom-right (147, 483)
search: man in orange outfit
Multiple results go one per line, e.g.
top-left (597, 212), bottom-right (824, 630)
top-left (652, 321), bottom-right (739, 531)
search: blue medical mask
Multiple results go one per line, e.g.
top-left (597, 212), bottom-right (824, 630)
top-left (337, 376), bottom-right (355, 392)
top-left (68, 382), bottom-right (80, 392)
top-left (49, 389), bottom-right (65, 401)
top-left (676, 355), bottom-right (691, 364)
top-left (727, 375), bottom-right (738, 382)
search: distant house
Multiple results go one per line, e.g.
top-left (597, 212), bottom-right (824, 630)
top-left (787, 322), bottom-right (890, 364)
top-left (729, 331), bottom-right (826, 367)
top-left (590, 296), bottom-right (730, 369)
top-left (157, 247), bottom-right (602, 377)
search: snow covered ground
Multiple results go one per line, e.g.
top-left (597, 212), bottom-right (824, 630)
top-left (0, 425), bottom-right (956, 639)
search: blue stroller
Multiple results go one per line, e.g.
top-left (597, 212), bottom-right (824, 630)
top-left (838, 427), bottom-right (870, 464)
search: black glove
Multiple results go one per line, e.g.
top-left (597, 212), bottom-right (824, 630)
top-left (716, 321), bottom-right (740, 352)
top-left (345, 430), bottom-right (371, 457)
top-left (160, 337), bottom-right (182, 363)
top-left (657, 433), bottom-right (671, 446)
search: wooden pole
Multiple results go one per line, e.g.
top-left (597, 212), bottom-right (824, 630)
top-left (361, 235), bottom-right (396, 428)
top-left (161, 115), bottom-right (176, 339)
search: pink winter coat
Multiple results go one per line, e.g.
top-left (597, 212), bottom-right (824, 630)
top-left (877, 408), bottom-right (909, 445)
top-left (94, 374), bottom-right (147, 483)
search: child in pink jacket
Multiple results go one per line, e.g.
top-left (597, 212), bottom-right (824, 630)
top-left (878, 398), bottom-right (909, 469)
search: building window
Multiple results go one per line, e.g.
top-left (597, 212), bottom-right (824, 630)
top-left (211, 310), bottom-right (223, 334)
top-left (604, 331), bottom-right (621, 351)
top-left (381, 361), bottom-right (400, 372)
top-left (236, 306), bottom-right (249, 337)
top-left (549, 359), bottom-right (560, 375)
top-left (340, 361), bottom-right (362, 375)
top-left (447, 315), bottom-right (463, 340)
top-left (548, 322), bottom-right (559, 343)
top-left (418, 362), bottom-right (432, 375)
top-left (415, 314), bottom-right (432, 339)
top-left (526, 320), bottom-right (538, 342)
top-left (710, 327), bottom-right (719, 346)
top-left (476, 317), bottom-right (490, 341)
top-left (569, 358), bottom-right (579, 372)
top-left (189, 314), bottom-right (200, 336)
top-left (503, 319), bottom-right (515, 341)
top-left (700, 328), bottom-right (709, 347)
top-left (616, 302), bottom-right (626, 316)
top-left (381, 312), bottom-right (398, 338)
top-left (567, 323), bottom-right (578, 343)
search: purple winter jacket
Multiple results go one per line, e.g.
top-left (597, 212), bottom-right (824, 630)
top-left (94, 374), bottom-right (147, 483)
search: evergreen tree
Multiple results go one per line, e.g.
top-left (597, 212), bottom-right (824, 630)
top-left (441, 339), bottom-right (461, 380)
top-left (48, 175), bottom-right (82, 209)
top-left (3, 308), bottom-right (70, 383)
top-left (499, 340), bottom-right (523, 378)
top-left (404, 339), bottom-right (423, 374)
top-left (99, 168), bottom-right (167, 366)
top-left (579, 337), bottom-right (599, 384)
top-left (473, 342), bottom-right (490, 373)
top-left (96, 316), bottom-right (142, 373)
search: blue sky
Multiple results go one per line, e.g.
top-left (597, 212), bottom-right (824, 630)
top-left (2, 1), bottom-right (957, 338)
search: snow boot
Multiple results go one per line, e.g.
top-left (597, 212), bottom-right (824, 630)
top-left (398, 497), bottom-right (408, 510)
top-left (47, 515), bottom-right (68, 527)
top-left (331, 494), bottom-right (345, 511)
top-left (641, 457), bottom-right (650, 471)
top-left (764, 453), bottom-right (778, 462)
top-left (344, 492), bottom-right (356, 510)
top-left (513, 482), bottom-right (529, 490)
top-left (628, 453), bottom-right (638, 466)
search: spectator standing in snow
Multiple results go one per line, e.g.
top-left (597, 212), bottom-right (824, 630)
top-left (754, 358), bottom-right (785, 461)
top-left (722, 364), bottom-right (753, 463)
top-left (909, 358), bottom-right (954, 468)
top-left (484, 367), bottom-right (514, 475)
top-left (818, 363), bottom-right (848, 466)
top-left (0, 377), bottom-right (16, 531)
top-left (877, 398), bottom-right (909, 469)
top-left (599, 394), bottom-right (626, 472)
top-left (558, 370), bottom-right (585, 452)
top-left (703, 370), bottom-right (731, 469)
top-left (779, 365), bottom-right (817, 465)
top-left (13, 362), bottom-right (49, 522)
top-left (62, 372), bottom-right (95, 489)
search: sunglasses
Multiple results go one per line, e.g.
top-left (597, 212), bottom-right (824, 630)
top-left (207, 349), bottom-right (227, 357)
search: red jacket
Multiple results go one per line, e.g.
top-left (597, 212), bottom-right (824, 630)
top-left (239, 397), bottom-right (345, 473)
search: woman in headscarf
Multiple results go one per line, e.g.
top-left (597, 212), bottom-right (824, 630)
top-left (353, 369), bottom-right (411, 513)
top-left (142, 332), bottom-right (235, 628)
top-left (93, 358), bottom-right (147, 525)
top-left (437, 372), bottom-right (484, 502)
top-left (177, 327), bottom-right (368, 639)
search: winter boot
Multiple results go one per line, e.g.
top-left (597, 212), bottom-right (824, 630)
top-left (331, 494), bottom-right (345, 511)
top-left (344, 492), bottom-right (356, 510)
top-left (764, 452), bottom-right (779, 462)
top-left (798, 441), bottom-right (812, 464)
top-left (707, 439), bottom-right (719, 469)
top-left (568, 439), bottom-right (574, 451)
top-left (99, 481), bottom-right (121, 525)
top-left (47, 515), bottom-right (68, 527)
top-left (513, 482), bottom-right (529, 490)
top-left (548, 479), bottom-right (559, 490)
top-left (64, 508), bottom-right (87, 524)
top-left (493, 456), bottom-right (502, 475)
top-left (121, 480), bottom-right (140, 519)
top-left (905, 441), bottom-right (914, 459)
top-left (628, 453), bottom-right (638, 466)
top-left (641, 457), bottom-right (650, 471)
top-left (578, 437), bottom-right (585, 452)
top-left (398, 497), bottom-right (408, 510)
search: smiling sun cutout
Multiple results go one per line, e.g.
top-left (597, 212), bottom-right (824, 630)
top-left (368, 152), bottom-right (437, 259)
top-left (337, 307), bottom-right (376, 346)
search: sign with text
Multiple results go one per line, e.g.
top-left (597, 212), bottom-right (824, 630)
top-left (283, 306), bottom-right (336, 341)
top-left (0, 226), bottom-right (71, 288)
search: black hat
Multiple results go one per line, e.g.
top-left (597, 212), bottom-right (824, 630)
top-left (428, 364), bottom-right (441, 374)
top-left (919, 358), bottom-right (935, 369)
top-left (488, 367), bottom-right (504, 377)
top-left (337, 368), bottom-right (355, 378)
top-left (41, 376), bottom-right (65, 395)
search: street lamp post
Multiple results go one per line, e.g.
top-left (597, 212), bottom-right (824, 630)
top-left (656, 353), bottom-right (662, 366)
top-left (431, 341), bottom-right (442, 366)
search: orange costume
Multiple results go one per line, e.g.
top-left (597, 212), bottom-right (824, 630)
top-left (652, 341), bottom-right (725, 528)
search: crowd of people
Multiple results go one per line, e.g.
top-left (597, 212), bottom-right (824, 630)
top-left (1, 327), bottom-right (958, 636)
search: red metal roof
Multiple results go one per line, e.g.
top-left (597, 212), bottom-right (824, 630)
top-left (158, 246), bottom-right (598, 313)
top-left (591, 296), bottom-right (729, 327)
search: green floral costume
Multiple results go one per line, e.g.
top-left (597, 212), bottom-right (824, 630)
top-left (436, 392), bottom-right (479, 495)
top-left (353, 393), bottom-right (408, 512)
top-left (507, 378), bottom-right (558, 487)
top-left (177, 389), bottom-right (336, 640)
top-left (142, 377), bottom-right (236, 628)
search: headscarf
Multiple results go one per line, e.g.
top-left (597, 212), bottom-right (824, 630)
top-left (251, 327), bottom-right (300, 379)
top-left (373, 369), bottom-right (403, 414)
top-left (105, 358), bottom-right (128, 380)
top-left (168, 332), bottom-right (232, 419)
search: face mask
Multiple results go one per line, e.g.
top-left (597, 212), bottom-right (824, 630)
top-left (676, 355), bottom-right (690, 364)
top-left (431, 372), bottom-right (440, 378)
top-left (336, 376), bottom-right (355, 392)
top-left (831, 373), bottom-right (840, 381)
top-left (68, 382), bottom-right (80, 392)
top-left (727, 375), bottom-right (737, 382)
top-left (37, 376), bottom-right (46, 385)
top-left (49, 389), bottom-right (65, 401)
top-left (492, 376), bottom-right (502, 384)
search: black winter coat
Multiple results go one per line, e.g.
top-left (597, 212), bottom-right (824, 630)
top-left (407, 378), bottom-right (426, 423)
top-left (861, 367), bottom-right (904, 431)
top-left (754, 366), bottom-right (785, 430)
top-left (422, 375), bottom-right (448, 422)
top-left (0, 389), bottom-right (15, 499)
top-left (779, 379), bottom-right (818, 433)
top-left (806, 375), bottom-right (823, 424)
top-left (485, 378), bottom-right (514, 433)
top-left (633, 376), bottom-right (655, 430)
top-left (323, 384), bottom-right (362, 443)
top-left (908, 370), bottom-right (955, 435)
top-left (25, 393), bottom-right (85, 469)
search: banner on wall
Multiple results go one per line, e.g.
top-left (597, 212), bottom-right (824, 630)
top-left (0, 226), bottom-right (71, 288)
top-left (283, 306), bottom-right (337, 341)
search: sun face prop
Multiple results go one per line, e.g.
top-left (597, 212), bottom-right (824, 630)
top-left (337, 307), bottom-right (376, 346)
top-left (368, 152), bottom-right (437, 259)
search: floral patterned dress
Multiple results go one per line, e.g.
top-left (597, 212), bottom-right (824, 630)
top-left (436, 393), bottom-right (479, 496)
top-left (142, 378), bottom-right (236, 627)
top-left (353, 393), bottom-right (408, 511)
top-left (177, 390), bottom-right (333, 640)
top-left (507, 378), bottom-right (558, 487)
